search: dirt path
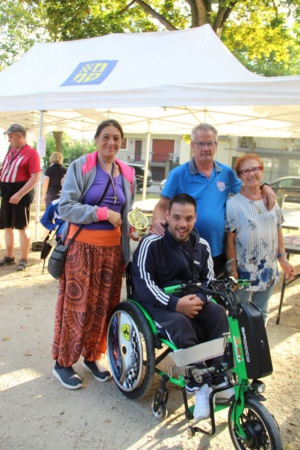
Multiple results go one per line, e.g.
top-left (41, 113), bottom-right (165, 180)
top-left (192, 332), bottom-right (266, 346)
top-left (0, 236), bottom-right (299, 449)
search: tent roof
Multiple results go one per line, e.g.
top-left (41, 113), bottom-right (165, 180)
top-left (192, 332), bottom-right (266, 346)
top-left (1, 24), bottom-right (300, 138)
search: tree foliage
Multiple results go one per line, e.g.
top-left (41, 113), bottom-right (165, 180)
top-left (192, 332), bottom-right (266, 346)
top-left (1, 1), bottom-right (300, 75)
top-left (222, 3), bottom-right (300, 75)
top-left (0, 0), bottom-right (48, 71)
top-left (38, 133), bottom-right (96, 169)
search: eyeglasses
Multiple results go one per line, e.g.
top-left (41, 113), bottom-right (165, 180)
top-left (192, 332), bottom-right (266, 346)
top-left (238, 166), bottom-right (262, 176)
top-left (192, 141), bottom-right (216, 149)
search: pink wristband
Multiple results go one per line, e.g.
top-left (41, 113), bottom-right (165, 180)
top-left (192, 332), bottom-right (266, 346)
top-left (97, 206), bottom-right (108, 221)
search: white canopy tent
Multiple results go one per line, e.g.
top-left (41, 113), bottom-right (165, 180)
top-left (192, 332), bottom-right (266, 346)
top-left (0, 24), bottom-right (300, 139)
top-left (1, 24), bottom-right (300, 237)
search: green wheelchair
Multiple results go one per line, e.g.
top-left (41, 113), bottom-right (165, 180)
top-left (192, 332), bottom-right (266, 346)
top-left (106, 266), bottom-right (283, 449)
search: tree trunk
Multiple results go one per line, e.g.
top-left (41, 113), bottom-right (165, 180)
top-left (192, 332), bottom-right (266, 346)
top-left (53, 131), bottom-right (63, 152)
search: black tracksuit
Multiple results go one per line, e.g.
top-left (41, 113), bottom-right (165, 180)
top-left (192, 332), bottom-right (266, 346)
top-left (131, 227), bottom-right (228, 351)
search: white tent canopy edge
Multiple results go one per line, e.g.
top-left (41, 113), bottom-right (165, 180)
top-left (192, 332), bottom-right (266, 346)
top-left (1, 105), bottom-right (300, 139)
top-left (0, 25), bottom-right (300, 138)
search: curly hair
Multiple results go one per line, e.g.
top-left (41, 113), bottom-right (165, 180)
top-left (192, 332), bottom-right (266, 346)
top-left (49, 152), bottom-right (63, 165)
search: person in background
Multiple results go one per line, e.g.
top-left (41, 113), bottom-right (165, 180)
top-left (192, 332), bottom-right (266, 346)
top-left (42, 151), bottom-right (67, 208)
top-left (225, 153), bottom-right (295, 324)
top-left (151, 123), bottom-right (276, 276)
top-left (0, 124), bottom-right (40, 271)
top-left (132, 194), bottom-right (233, 422)
top-left (40, 176), bottom-right (65, 241)
top-left (52, 119), bottom-right (136, 390)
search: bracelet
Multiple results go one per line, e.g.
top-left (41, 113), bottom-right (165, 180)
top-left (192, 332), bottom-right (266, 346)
top-left (277, 253), bottom-right (286, 259)
top-left (260, 183), bottom-right (270, 190)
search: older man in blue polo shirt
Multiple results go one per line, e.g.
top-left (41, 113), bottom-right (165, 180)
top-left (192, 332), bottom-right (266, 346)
top-left (151, 123), bottom-right (275, 276)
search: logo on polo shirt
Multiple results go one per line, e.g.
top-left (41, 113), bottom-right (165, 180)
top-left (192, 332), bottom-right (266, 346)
top-left (217, 181), bottom-right (226, 192)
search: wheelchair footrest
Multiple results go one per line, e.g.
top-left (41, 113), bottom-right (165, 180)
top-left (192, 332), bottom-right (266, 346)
top-left (169, 337), bottom-right (225, 367)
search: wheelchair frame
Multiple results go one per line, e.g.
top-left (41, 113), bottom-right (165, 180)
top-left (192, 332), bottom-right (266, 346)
top-left (107, 266), bottom-right (231, 426)
top-left (106, 267), bottom-right (283, 448)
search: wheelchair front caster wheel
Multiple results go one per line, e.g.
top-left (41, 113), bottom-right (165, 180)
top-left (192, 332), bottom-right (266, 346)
top-left (151, 401), bottom-right (168, 420)
top-left (187, 426), bottom-right (196, 438)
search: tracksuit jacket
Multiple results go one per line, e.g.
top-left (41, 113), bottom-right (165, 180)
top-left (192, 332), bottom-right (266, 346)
top-left (131, 227), bottom-right (215, 313)
top-left (131, 226), bottom-right (229, 371)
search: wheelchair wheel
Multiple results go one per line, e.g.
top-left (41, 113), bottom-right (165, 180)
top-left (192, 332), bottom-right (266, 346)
top-left (107, 301), bottom-right (155, 400)
top-left (228, 397), bottom-right (283, 449)
top-left (151, 400), bottom-right (168, 420)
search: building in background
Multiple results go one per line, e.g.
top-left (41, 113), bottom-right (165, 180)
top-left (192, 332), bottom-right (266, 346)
top-left (2, 127), bottom-right (298, 185)
top-left (118, 134), bottom-right (300, 183)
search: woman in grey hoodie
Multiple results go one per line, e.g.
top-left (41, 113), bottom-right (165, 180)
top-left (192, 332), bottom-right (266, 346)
top-left (52, 120), bottom-right (135, 390)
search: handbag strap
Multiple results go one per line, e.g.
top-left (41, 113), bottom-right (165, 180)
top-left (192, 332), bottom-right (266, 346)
top-left (67, 164), bottom-right (114, 246)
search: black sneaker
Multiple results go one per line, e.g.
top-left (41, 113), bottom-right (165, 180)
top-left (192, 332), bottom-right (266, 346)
top-left (83, 359), bottom-right (111, 382)
top-left (53, 362), bottom-right (83, 390)
top-left (0, 256), bottom-right (15, 266)
top-left (16, 259), bottom-right (28, 271)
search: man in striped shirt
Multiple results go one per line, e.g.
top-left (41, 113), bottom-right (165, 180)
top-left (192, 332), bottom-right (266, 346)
top-left (0, 124), bottom-right (40, 271)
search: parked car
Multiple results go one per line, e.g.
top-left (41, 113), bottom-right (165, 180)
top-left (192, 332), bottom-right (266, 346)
top-left (269, 176), bottom-right (300, 203)
top-left (127, 163), bottom-right (153, 193)
top-left (160, 178), bottom-right (166, 190)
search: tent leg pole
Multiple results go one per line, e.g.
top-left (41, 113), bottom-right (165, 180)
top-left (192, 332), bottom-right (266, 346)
top-left (34, 111), bottom-right (44, 241)
top-left (142, 123), bottom-right (151, 201)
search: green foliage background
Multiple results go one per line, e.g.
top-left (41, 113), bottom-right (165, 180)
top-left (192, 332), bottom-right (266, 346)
top-left (1, 0), bottom-right (300, 76)
top-left (37, 134), bottom-right (96, 170)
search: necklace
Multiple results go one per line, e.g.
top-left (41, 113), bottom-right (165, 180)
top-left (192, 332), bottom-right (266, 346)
top-left (249, 200), bottom-right (263, 214)
top-left (241, 187), bottom-right (263, 214)
top-left (98, 153), bottom-right (117, 204)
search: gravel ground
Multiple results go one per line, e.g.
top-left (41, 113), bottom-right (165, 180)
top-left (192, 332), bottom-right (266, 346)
top-left (0, 228), bottom-right (299, 449)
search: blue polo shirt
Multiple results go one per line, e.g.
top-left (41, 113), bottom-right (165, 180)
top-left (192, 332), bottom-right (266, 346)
top-left (161, 159), bottom-right (242, 257)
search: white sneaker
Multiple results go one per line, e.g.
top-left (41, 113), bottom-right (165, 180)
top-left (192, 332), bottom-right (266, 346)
top-left (193, 384), bottom-right (213, 421)
top-left (212, 381), bottom-right (234, 404)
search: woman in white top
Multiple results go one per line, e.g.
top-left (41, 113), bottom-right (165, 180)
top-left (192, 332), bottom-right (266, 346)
top-left (225, 153), bottom-right (294, 324)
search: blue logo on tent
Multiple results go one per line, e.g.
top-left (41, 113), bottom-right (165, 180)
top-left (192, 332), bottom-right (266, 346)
top-left (61, 60), bottom-right (118, 86)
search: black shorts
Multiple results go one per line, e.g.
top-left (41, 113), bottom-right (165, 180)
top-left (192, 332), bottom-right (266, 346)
top-left (0, 181), bottom-right (34, 230)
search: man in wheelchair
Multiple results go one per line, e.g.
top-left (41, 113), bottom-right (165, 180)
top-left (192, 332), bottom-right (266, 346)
top-left (131, 193), bottom-right (233, 421)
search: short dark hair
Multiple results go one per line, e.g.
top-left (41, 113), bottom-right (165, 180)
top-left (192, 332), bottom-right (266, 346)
top-left (169, 194), bottom-right (196, 213)
top-left (94, 119), bottom-right (124, 139)
top-left (4, 123), bottom-right (26, 137)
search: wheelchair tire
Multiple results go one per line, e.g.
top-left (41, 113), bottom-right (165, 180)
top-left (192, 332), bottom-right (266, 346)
top-left (151, 400), bottom-right (168, 420)
top-left (107, 301), bottom-right (155, 400)
top-left (228, 397), bottom-right (283, 449)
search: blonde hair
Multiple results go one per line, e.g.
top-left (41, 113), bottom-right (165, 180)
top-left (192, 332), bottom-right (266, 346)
top-left (235, 153), bottom-right (264, 174)
top-left (49, 152), bottom-right (63, 165)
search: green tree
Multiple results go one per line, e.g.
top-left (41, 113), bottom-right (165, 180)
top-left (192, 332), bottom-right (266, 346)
top-left (222, 4), bottom-right (300, 75)
top-left (31, 0), bottom-right (300, 76)
top-left (37, 133), bottom-right (96, 169)
top-left (64, 136), bottom-right (96, 164)
top-left (0, 0), bottom-right (48, 70)
top-left (1, 1), bottom-right (300, 75)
